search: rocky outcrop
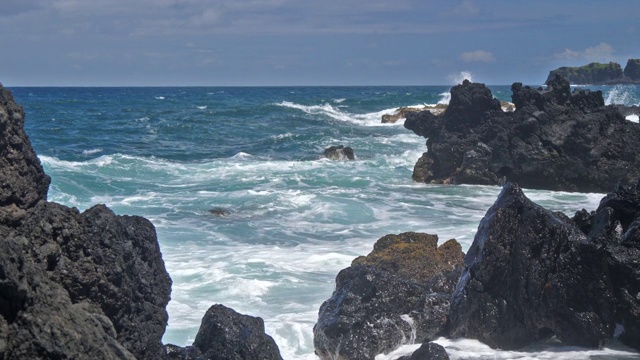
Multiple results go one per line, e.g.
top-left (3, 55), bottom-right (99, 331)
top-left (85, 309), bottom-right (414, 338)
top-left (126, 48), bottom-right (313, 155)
top-left (547, 62), bottom-right (625, 85)
top-left (624, 59), bottom-right (640, 81)
top-left (323, 145), bottom-right (355, 160)
top-left (314, 232), bottom-right (463, 360)
top-left (166, 304), bottom-right (283, 360)
top-left (0, 84), bottom-right (50, 209)
top-left (448, 181), bottom-right (640, 351)
top-left (404, 75), bottom-right (640, 192)
top-left (0, 83), bottom-right (172, 359)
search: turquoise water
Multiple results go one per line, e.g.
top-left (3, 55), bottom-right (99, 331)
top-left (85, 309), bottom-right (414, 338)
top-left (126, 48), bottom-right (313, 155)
top-left (11, 84), bottom-right (640, 359)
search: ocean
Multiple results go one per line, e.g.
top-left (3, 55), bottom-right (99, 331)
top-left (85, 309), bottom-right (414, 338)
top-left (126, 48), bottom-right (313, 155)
top-left (10, 82), bottom-right (640, 359)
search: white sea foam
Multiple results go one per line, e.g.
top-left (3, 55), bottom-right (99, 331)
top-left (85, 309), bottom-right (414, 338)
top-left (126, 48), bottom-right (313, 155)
top-left (333, 98), bottom-right (346, 103)
top-left (81, 148), bottom-right (103, 156)
top-left (449, 71), bottom-right (474, 85)
top-left (438, 91), bottom-right (451, 105)
top-left (605, 85), bottom-right (634, 105)
top-left (155, 96), bottom-right (165, 100)
top-left (196, 105), bottom-right (207, 109)
top-left (276, 101), bottom-right (406, 127)
top-left (627, 114), bottom-right (639, 123)
top-left (376, 337), bottom-right (640, 360)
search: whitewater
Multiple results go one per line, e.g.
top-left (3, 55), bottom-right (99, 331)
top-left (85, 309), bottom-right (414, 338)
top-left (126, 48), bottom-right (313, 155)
top-left (12, 83), bottom-right (640, 359)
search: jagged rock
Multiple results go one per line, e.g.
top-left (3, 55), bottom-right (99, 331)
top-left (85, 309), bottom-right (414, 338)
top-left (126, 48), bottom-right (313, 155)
top-left (314, 232), bottom-right (464, 360)
top-left (323, 145), bottom-right (355, 160)
top-left (448, 182), bottom-right (640, 351)
top-left (16, 202), bottom-right (172, 359)
top-left (167, 304), bottom-right (282, 360)
top-left (398, 342), bottom-right (449, 360)
top-left (405, 76), bottom-right (640, 192)
top-left (0, 84), bottom-right (172, 359)
top-left (0, 224), bottom-right (136, 359)
top-left (0, 84), bottom-right (50, 209)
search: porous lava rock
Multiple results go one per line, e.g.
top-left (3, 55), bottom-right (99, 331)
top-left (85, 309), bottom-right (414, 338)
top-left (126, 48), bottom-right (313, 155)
top-left (405, 75), bottom-right (640, 192)
top-left (314, 232), bottom-right (463, 360)
top-left (0, 84), bottom-right (50, 209)
top-left (448, 181), bottom-right (640, 351)
top-left (0, 83), bottom-right (172, 359)
top-left (166, 304), bottom-right (283, 360)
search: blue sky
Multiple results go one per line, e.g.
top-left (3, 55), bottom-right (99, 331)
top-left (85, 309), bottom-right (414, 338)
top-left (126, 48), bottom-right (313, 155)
top-left (1, 0), bottom-right (638, 86)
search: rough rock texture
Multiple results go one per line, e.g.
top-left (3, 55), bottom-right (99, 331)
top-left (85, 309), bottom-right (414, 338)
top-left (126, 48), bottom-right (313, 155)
top-left (405, 76), bottom-right (640, 192)
top-left (0, 84), bottom-right (50, 209)
top-left (448, 181), bottom-right (640, 351)
top-left (166, 304), bottom-right (283, 360)
top-left (0, 84), bottom-right (172, 359)
top-left (0, 235), bottom-right (136, 360)
top-left (398, 342), bottom-right (449, 360)
top-left (314, 232), bottom-right (464, 360)
top-left (324, 145), bottom-right (355, 160)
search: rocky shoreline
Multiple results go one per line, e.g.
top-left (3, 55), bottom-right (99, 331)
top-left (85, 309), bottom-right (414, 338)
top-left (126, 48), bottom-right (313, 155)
top-left (4, 77), bottom-right (640, 360)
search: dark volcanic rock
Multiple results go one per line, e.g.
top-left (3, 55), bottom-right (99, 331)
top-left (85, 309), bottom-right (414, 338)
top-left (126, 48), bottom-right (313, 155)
top-left (314, 232), bottom-right (464, 360)
top-left (398, 342), bottom-right (449, 360)
top-left (167, 304), bottom-right (282, 360)
top-left (0, 84), bottom-right (172, 359)
top-left (17, 202), bottom-right (172, 359)
top-left (194, 305), bottom-right (282, 360)
top-left (323, 145), bottom-right (355, 160)
top-left (405, 75), bottom-right (640, 192)
top-left (0, 84), bottom-right (50, 209)
top-left (0, 235), bottom-right (136, 360)
top-left (449, 181), bottom-right (640, 351)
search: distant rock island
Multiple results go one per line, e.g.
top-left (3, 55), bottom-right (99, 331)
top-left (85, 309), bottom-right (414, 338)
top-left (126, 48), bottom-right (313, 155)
top-left (546, 59), bottom-right (640, 85)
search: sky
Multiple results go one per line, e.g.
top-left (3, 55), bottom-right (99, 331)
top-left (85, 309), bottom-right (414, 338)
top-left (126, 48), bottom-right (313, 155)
top-left (1, 0), bottom-right (639, 86)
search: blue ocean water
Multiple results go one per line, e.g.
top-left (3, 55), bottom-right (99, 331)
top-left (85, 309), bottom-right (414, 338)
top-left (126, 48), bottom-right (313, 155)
top-left (11, 83), bottom-right (640, 359)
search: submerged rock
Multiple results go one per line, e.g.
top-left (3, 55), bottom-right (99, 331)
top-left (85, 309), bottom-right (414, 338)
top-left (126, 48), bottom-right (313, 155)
top-left (405, 75), bottom-right (640, 192)
top-left (323, 145), bottom-right (355, 160)
top-left (449, 181), bottom-right (640, 351)
top-left (314, 232), bottom-right (463, 360)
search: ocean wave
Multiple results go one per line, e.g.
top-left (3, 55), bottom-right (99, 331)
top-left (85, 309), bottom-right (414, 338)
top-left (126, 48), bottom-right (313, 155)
top-left (196, 105), bottom-right (207, 109)
top-left (604, 85), bottom-right (640, 106)
top-left (276, 101), bottom-right (416, 127)
top-left (81, 148), bottom-right (103, 156)
top-left (154, 96), bottom-right (165, 100)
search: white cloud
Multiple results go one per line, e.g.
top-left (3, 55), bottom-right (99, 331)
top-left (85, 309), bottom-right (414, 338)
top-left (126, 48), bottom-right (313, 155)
top-left (554, 42), bottom-right (614, 62)
top-left (453, 0), bottom-right (480, 17)
top-left (460, 50), bottom-right (495, 63)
